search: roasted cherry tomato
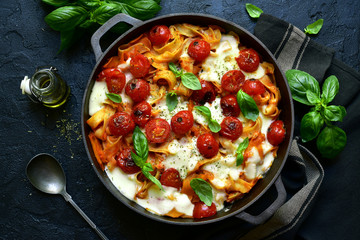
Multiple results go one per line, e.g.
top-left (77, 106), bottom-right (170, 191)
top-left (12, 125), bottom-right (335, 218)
top-left (116, 148), bottom-right (141, 174)
top-left (219, 117), bottom-right (243, 140)
top-left (132, 101), bottom-right (152, 128)
top-left (236, 48), bottom-right (260, 72)
top-left (171, 110), bottom-right (194, 135)
top-left (191, 80), bottom-right (216, 105)
top-left (130, 54), bottom-right (151, 78)
top-left (221, 70), bottom-right (245, 93)
top-left (197, 133), bottom-right (219, 158)
top-left (188, 39), bottom-right (211, 62)
top-left (267, 120), bottom-right (286, 146)
top-left (125, 79), bottom-right (150, 102)
top-left (220, 95), bottom-right (241, 117)
top-left (145, 118), bottom-right (171, 143)
top-left (160, 168), bottom-right (182, 190)
top-left (193, 202), bottom-right (217, 219)
top-left (108, 112), bottom-right (135, 137)
top-left (241, 79), bottom-right (266, 96)
top-left (97, 68), bottom-right (126, 94)
top-left (148, 25), bottom-right (171, 46)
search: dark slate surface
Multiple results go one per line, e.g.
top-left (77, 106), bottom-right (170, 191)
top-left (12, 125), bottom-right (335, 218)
top-left (1, 1), bottom-right (359, 239)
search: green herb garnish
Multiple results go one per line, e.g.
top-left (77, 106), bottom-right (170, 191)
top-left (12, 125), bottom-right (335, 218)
top-left (236, 90), bottom-right (259, 121)
top-left (286, 69), bottom-right (347, 158)
top-left (131, 126), bottom-right (164, 191)
top-left (106, 92), bottom-right (122, 103)
top-left (166, 92), bottom-right (178, 112)
top-left (236, 137), bottom-right (249, 166)
top-left (42, 0), bottom-right (162, 52)
top-left (168, 62), bottom-right (201, 90)
top-left (304, 19), bottom-right (324, 35)
top-left (194, 106), bottom-right (221, 133)
top-left (190, 178), bottom-right (213, 206)
top-left (245, 3), bottom-right (263, 19)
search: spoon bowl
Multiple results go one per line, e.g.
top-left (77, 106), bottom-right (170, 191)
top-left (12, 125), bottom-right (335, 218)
top-left (26, 153), bottom-right (108, 240)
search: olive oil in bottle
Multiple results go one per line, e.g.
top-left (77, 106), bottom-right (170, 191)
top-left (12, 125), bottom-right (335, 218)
top-left (20, 67), bottom-right (70, 108)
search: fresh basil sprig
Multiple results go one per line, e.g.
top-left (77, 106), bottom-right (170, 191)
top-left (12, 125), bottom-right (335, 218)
top-left (304, 19), bottom-right (324, 35)
top-left (194, 106), bottom-right (221, 133)
top-left (236, 137), bottom-right (249, 166)
top-left (131, 126), bottom-right (164, 191)
top-left (42, 0), bottom-right (162, 52)
top-left (166, 92), bottom-right (178, 112)
top-left (168, 62), bottom-right (201, 90)
top-left (236, 90), bottom-right (259, 121)
top-left (190, 178), bottom-right (213, 206)
top-left (245, 3), bottom-right (263, 19)
top-left (286, 69), bottom-right (347, 158)
top-left (106, 92), bottom-right (122, 103)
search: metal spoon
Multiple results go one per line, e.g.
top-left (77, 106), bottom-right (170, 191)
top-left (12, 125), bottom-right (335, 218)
top-left (26, 153), bottom-right (109, 240)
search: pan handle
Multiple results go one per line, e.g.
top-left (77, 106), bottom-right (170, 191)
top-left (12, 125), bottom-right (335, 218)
top-left (235, 176), bottom-right (286, 225)
top-left (91, 13), bottom-right (143, 62)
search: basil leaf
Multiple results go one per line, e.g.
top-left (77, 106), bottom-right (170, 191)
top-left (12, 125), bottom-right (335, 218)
top-left (194, 106), bottom-right (212, 119)
top-left (166, 92), bottom-right (178, 112)
top-left (306, 90), bottom-right (320, 105)
top-left (317, 125), bottom-right (346, 158)
top-left (131, 152), bottom-right (145, 168)
top-left (286, 69), bottom-right (321, 106)
top-left (190, 178), bottom-right (213, 206)
top-left (321, 75), bottom-right (339, 105)
top-left (300, 111), bottom-right (324, 142)
top-left (45, 6), bottom-right (88, 31)
top-left (115, 0), bottom-right (162, 21)
top-left (208, 119), bottom-right (221, 133)
top-left (77, 0), bottom-right (101, 10)
top-left (142, 162), bottom-right (154, 172)
top-left (236, 90), bottom-right (259, 121)
top-left (236, 137), bottom-right (249, 166)
top-left (106, 92), bottom-right (122, 103)
top-left (324, 105), bottom-right (347, 122)
top-left (304, 19), bottom-right (324, 35)
top-left (181, 72), bottom-right (202, 90)
top-left (132, 126), bottom-right (149, 161)
top-left (245, 3), bottom-right (263, 18)
top-left (168, 62), bottom-right (181, 77)
top-left (42, 0), bottom-right (69, 7)
top-left (92, 3), bottom-right (123, 25)
top-left (142, 169), bottom-right (164, 191)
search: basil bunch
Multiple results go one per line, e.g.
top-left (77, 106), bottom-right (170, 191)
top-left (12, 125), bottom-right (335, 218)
top-left (131, 126), bottom-right (164, 190)
top-left (42, 0), bottom-right (162, 52)
top-left (286, 70), bottom-right (347, 158)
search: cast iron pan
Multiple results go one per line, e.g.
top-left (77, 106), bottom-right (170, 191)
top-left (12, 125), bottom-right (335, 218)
top-left (81, 13), bottom-right (294, 225)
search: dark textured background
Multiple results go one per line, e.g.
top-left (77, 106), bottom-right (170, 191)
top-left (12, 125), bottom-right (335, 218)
top-left (1, 0), bottom-right (359, 239)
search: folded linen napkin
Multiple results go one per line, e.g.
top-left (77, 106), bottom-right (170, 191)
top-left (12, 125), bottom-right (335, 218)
top-left (236, 14), bottom-right (360, 240)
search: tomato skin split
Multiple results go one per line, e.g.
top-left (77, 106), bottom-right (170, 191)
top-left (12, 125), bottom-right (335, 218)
top-left (132, 101), bottom-right (152, 128)
top-left (160, 168), bottom-right (182, 190)
top-left (130, 54), bottom-right (151, 78)
top-left (221, 70), bottom-right (245, 93)
top-left (197, 133), bottom-right (219, 158)
top-left (267, 120), bottom-right (286, 146)
top-left (108, 112), bottom-right (136, 137)
top-left (219, 117), bottom-right (243, 141)
top-left (97, 68), bottom-right (126, 94)
top-left (148, 25), bottom-right (171, 46)
top-left (220, 94), bottom-right (241, 117)
top-left (171, 110), bottom-right (194, 135)
top-left (116, 148), bottom-right (141, 174)
top-left (236, 48), bottom-right (260, 72)
top-left (188, 39), bottom-right (211, 62)
top-left (191, 80), bottom-right (216, 105)
top-left (125, 79), bottom-right (150, 103)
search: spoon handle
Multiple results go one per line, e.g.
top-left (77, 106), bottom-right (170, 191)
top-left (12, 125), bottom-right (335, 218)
top-left (62, 191), bottom-right (109, 240)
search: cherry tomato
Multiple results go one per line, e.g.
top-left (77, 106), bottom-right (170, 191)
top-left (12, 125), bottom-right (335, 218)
top-left (236, 48), bottom-right (260, 72)
top-left (191, 80), bottom-right (216, 105)
top-left (220, 95), bottom-right (241, 117)
top-left (108, 112), bottom-right (135, 137)
top-left (241, 79), bottom-right (266, 96)
top-left (160, 168), bottom-right (182, 190)
top-left (145, 118), bottom-right (171, 144)
top-left (148, 25), bottom-right (171, 46)
top-left (116, 148), bottom-right (141, 174)
top-left (193, 202), bottom-right (217, 219)
top-left (267, 120), bottom-right (286, 146)
top-left (132, 101), bottom-right (152, 128)
top-left (219, 117), bottom-right (243, 140)
top-left (171, 110), bottom-right (194, 135)
top-left (188, 39), bottom-right (211, 62)
top-left (130, 54), bottom-right (151, 78)
top-left (197, 133), bottom-right (219, 158)
top-left (97, 68), bottom-right (126, 94)
top-left (125, 79), bottom-right (150, 102)
top-left (221, 70), bottom-right (245, 93)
